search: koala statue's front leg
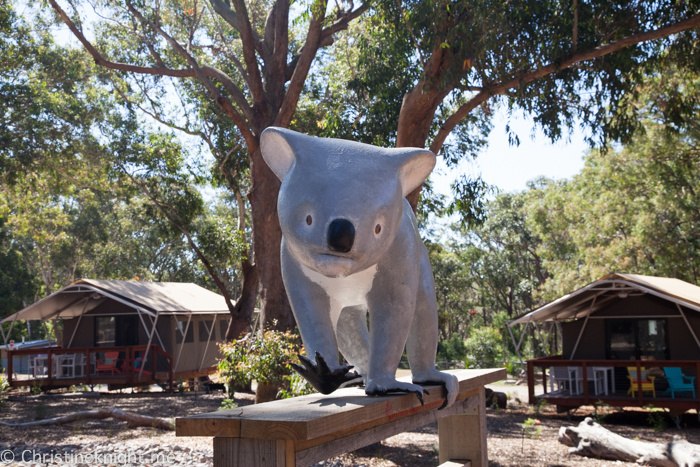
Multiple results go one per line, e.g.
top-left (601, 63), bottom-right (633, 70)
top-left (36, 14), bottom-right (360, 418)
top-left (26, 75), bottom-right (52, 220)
top-left (281, 241), bottom-right (356, 394)
top-left (364, 262), bottom-right (429, 405)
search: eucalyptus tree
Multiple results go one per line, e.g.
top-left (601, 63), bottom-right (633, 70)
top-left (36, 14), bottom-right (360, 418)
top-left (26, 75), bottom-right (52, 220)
top-left (46, 0), bottom-right (369, 331)
top-left (319, 1), bottom-right (700, 215)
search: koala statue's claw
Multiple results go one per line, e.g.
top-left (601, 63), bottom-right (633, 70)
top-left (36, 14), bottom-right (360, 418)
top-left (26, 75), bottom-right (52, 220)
top-left (413, 372), bottom-right (459, 409)
top-left (365, 380), bottom-right (429, 406)
top-left (292, 352), bottom-right (357, 395)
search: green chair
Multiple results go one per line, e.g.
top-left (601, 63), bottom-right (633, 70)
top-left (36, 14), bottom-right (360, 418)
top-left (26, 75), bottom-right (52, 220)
top-left (663, 367), bottom-right (696, 399)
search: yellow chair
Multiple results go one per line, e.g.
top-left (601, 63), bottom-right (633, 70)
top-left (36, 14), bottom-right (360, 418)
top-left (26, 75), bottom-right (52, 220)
top-left (627, 367), bottom-right (656, 398)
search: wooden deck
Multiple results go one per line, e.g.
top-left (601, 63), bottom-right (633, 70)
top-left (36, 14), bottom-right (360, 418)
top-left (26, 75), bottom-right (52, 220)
top-left (6, 344), bottom-right (174, 391)
top-left (527, 355), bottom-right (700, 411)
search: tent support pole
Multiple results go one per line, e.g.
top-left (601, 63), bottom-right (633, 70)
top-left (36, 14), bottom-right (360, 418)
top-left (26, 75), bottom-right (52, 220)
top-left (677, 303), bottom-right (700, 352)
top-left (139, 313), bottom-right (158, 381)
top-left (516, 315), bottom-right (530, 356)
top-left (146, 313), bottom-right (165, 350)
top-left (67, 298), bottom-right (90, 348)
top-left (199, 316), bottom-right (216, 371)
top-left (174, 314), bottom-right (192, 373)
top-left (570, 315), bottom-right (589, 360)
top-left (136, 308), bottom-right (151, 339)
top-left (6, 313), bottom-right (18, 343)
top-left (0, 323), bottom-right (6, 345)
top-left (507, 323), bottom-right (524, 367)
top-left (570, 295), bottom-right (598, 360)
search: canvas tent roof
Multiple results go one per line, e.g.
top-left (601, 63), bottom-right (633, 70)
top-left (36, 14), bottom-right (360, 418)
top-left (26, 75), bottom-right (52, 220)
top-left (509, 273), bottom-right (700, 326)
top-left (1, 279), bottom-right (232, 324)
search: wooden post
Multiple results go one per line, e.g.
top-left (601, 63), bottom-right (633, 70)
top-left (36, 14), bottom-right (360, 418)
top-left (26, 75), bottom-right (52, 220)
top-left (542, 366), bottom-right (547, 395)
top-left (85, 349), bottom-right (91, 384)
top-left (7, 351), bottom-right (12, 385)
top-left (151, 345), bottom-right (157, 381)
top-left (582, 362), bottom-right (588, 405)
top-left (637, 361), bottom-right (643, 405)
top-left (213, 438), bottom-right (289, 467)
top-left (438, 386), bottom-right (487, 467)
top-left (47, 347), bottom-right (53, 387)
top-left (168, 351), bottom-right (174, 393)
top-left (527, 360), bottom-right (535, 405)
top-left (696, 362), bottom-right (700, 409)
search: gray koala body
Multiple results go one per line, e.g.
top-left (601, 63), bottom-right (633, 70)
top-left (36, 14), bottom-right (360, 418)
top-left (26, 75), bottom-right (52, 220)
top-left (261, 127), bottom-right (458, 408)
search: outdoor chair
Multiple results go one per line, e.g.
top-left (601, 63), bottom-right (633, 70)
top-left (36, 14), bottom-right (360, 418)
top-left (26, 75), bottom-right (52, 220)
top-left (663, 367), bottom-right (696, 399)
top-left (95, 351), bottom-right (123, 376)
top-left (568, 366), bottom-right (597, 395)
top-left (550, 366), bottom-right (571, 393)
top-left (627, 367), bottom-right (656, 398)
top-left (129, 356), bottom-right (151, 377)
top-left (31, 354), bottom-right (49, 378)
top-left (55, 353), bottom-right (76, 378)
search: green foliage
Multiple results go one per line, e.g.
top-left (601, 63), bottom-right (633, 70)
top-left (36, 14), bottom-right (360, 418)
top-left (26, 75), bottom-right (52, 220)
top-left (219, 399), bottom-right (238, 411)
top-left (277, 373), bottom-right (316, 400)
top-left (645, 405), bottom-right (668, 432)
top-left (218, 326), bottom-right (302, 389)
top-left (0, 373), bottom-right (9, 408)
top-left (521, 418), bottom-right (542, 439)
top-left (437, 333), bottom-right (467, 363)
top-left (464, 327), bottom-right (503, 369)
top-left (593, 400), bottom-right (612, 424)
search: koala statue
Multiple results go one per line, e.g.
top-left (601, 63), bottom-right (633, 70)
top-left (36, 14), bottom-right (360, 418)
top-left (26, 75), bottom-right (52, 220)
top-left (261, 127), bottom-right (459, 408)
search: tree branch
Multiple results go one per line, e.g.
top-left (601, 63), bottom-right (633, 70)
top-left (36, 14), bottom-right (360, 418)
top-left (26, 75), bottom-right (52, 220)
top-left (228, 0), bottom-right (267, 103)
top-left (125, 1), bottom-right (255, 147)
top-left (430, 11), bottom-right (700, 154)
top-left (275, 0), bottom-right (330, 126)
top-left (48, 0), bottom-right (255, 142)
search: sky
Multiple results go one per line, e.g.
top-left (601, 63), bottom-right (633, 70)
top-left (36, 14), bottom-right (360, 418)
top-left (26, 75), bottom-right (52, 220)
top-left (433, 109), bottom-right (590, 197)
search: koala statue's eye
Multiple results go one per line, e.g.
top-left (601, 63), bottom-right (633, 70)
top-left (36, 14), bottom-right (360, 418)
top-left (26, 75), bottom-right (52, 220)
top-left (306, 215), bottom-right (313, 226)
top-left (375, 224), bottom-right (382, 234)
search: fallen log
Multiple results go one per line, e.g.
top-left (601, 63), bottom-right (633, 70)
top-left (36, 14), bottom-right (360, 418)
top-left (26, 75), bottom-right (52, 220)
top-left (0, 407), bottom-right (174, 431)
top-left (558, 417), bottom-right (700, 467)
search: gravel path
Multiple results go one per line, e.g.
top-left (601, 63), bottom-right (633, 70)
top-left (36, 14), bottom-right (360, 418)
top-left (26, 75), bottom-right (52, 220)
top-left (1, 386), bottom-right (698, 466)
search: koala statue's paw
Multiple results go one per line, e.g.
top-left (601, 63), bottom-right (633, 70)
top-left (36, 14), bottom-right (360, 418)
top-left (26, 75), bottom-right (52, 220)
top-left (413, 370), bottom-right (459, 409)
top-left (291, 352), bottom-right (357, 395)
top-left (365, 377), bottom-right (430, 406)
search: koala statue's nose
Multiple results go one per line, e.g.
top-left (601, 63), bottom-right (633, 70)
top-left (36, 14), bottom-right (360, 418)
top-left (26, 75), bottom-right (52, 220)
top-left (327, 218), bottom-right (355, 253)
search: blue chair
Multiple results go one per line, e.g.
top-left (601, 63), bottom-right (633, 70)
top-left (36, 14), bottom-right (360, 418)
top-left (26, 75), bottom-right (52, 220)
top-left (663, 367), bottom-right (696, 399)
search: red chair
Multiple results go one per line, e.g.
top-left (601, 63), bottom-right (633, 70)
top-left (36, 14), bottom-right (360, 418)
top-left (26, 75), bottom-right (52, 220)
top-left (95, 352), bottom-right (123, 375)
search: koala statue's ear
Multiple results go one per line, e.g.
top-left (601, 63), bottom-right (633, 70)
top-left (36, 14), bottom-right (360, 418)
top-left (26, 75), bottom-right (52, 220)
top-left (261, 127), bottom-right (297, 181)
top-left (395, 148), bottom-right (437, 197)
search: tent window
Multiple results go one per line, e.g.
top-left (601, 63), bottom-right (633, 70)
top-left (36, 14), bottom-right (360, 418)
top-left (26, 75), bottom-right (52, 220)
top-left (199, 320), bottom-right (213, 342)
top-left (607, 319), bottom-right (668, 360)
top-left (95, 317), bottom-right (116, 347)
top-left (220, 319), bottom-right (229, 341)
top-left (176, 319), bottom-right (194, 344)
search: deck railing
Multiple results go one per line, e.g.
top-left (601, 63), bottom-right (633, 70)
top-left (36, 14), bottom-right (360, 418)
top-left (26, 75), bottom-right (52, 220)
top-left (6, 344), bottom-right (173, 391)
top-left (527, 355), bottom-right (700, 410)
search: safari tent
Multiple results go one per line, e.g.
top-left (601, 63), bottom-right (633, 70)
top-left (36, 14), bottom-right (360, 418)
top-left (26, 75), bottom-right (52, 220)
top-left (508, 273), bottom-right (700, 412)
top-left (1, 279), bottom-right (233, 390)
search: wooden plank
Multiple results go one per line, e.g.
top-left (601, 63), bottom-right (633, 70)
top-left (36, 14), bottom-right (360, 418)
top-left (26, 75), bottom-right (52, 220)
top-left (294, 393), bottom-right (480, 467)
top-left (177, 417), bottom-right (241, 438)
top-left (213, 438), bottom-right (287, 467)
top-left (177, 369), bottom-right (505, 440)
top-left (439, 462), bottom-right (471, 467)
top-left (439, 387), bottom-right (487, 467)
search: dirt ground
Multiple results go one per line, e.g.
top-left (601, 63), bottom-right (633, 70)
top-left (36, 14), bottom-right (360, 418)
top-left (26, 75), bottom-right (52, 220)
top-left (1, 384), bottom-right (699, 467)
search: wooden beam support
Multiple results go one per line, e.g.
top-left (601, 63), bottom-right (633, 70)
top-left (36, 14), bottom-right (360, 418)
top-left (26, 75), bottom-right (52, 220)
top-left (438, 386), bottom-right (487, 467)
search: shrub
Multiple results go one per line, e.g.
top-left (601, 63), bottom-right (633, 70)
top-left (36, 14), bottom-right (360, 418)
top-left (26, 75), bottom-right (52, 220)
top-left (464, 327), bottom-right (503, 369)
top-left (437, 333), bottom-right (467, 362)
top-left (218, 325), bottom-right (301, 390)
top-left (0, 373), bottom-right (9, 407)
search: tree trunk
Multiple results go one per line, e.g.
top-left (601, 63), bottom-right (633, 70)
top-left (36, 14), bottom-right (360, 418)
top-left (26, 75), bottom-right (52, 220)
top-left (248, 145), bottom-right (295, 331)
top-left (226, 257), bottom-right (259, 340)
top-left (0, 407), bottom-right (174, 431)
top-left (395, 84), bottom-right (451, 212)
top-left (559, 417), bottom-right (700, 466)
